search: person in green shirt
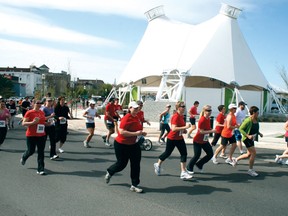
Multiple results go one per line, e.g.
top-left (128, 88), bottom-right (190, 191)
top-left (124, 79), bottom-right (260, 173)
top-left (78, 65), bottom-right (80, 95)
top-left (232, 106), bottom-right (263, 177)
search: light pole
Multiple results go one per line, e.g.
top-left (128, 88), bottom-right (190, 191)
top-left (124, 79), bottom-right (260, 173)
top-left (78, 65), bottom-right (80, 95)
top-left (41, 74), bottom-right (46, 98)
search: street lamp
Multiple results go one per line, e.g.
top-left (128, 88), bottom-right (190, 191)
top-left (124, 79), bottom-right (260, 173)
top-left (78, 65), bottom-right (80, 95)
top-left (41, 74), bottom-right (46, 98)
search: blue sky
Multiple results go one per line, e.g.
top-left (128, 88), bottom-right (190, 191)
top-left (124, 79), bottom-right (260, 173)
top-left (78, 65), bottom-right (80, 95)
top-left (0, 0), bottom-right (287, 88)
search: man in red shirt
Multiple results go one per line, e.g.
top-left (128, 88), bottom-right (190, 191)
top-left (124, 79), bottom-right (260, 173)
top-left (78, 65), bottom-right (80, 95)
top-left (102, 98), bottom-right (119, 147)
top-left (187, 101), bottom-right (199, 138)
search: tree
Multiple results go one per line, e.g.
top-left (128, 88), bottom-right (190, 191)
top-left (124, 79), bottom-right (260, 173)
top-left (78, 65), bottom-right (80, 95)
top-left (278, 65), bottom-right (288, 89)
top-left (0, 75), bottom-right (14, 98)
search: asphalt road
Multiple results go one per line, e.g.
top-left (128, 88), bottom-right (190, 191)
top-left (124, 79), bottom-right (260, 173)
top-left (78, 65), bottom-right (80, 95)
top-left (0, 124), bottom-right (287, 216)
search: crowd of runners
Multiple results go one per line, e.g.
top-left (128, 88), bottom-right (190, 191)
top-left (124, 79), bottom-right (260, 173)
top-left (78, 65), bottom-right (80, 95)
top-left (1, 95), bottom-right (288, 193)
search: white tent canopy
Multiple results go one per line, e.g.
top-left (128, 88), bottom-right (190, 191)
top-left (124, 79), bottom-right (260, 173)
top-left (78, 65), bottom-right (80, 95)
top-left (118, 4), bottom-right (268, 90)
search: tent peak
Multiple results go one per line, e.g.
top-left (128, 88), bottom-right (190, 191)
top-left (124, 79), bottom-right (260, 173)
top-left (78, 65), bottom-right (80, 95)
top-left (220, 3), bottom-right (242, 19)
top-left (145, 5), bottom-right (165, 22)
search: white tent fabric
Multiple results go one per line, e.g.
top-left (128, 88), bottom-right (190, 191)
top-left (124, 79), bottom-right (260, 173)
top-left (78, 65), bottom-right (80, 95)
top-left (118, 4), bottom-right (268, 89)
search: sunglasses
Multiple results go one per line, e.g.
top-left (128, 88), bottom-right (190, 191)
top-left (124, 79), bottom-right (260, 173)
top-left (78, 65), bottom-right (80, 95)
top-left (180, 105), bottom-right (186, 108)
top-left (36, 102), bottom-right (42, 104)
top-left (205, 109), bottom-right (212, 112)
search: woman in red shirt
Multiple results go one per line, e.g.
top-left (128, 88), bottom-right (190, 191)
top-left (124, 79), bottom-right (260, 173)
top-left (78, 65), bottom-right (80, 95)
top-left (213, 104), bottom-right (239, 166)
top-left (187, 105), bottom-right (216, 173)
top-left (20, 100), bottom-right (50, 175)
top-left (105, 101), bottom-right (147, 193)
top-left (153, 101), bottom-right (193, 180)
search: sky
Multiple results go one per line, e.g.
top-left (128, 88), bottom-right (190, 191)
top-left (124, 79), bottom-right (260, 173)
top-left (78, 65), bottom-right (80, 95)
top-left (0, 0), bottom-right (287, 88)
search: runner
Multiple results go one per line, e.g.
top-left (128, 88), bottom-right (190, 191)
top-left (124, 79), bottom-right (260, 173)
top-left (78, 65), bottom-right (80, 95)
top-left (0, 100), bottom-right (11, 149)
top-left (83, 100), bottom-right (101, 148)
top-left (187, 105), bottom-right (216, 174)
top-left (153, 101), bottom-right (193, 180)
top-left (20, 100), bottom-right (50, 175)
top-left (105, 101), bottom-right (146, 193)
top-left (54, 96), bottom-right (73, 153)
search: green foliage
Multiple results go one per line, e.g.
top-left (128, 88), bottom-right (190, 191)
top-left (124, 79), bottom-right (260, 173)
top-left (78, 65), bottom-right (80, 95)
top-left (0, 75), bottom-right (15, 98)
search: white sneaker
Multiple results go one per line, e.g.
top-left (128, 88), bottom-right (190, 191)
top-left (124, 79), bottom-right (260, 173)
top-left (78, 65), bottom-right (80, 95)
top-left (83, 141), bottom-right (91, 148)
top-left (154, 163), bottom-right (161, 176)
top-left (212, 157), bottom-right (219, 165)
top-left (37, 171), bottom-right (46, 175)
top-left (225, 158), bottom-right (232, 164)
top-left (275, 155), bottom-right (280, 163)
top-left (58, 148), bottom-right (64, 153)
top-left (248, 169), bottom-right (258, 177)
top-left (105, 171), bottom-right (111, 184)
top-left (229, 158), bottom-right (237, 167)
top-left (50, 155), bottom-right (59, 160)
top-left (105, 141), bottom-right (112, 147)
top-left (186, 169), bottom-right (194, 175)
top-left (130, 185), bottom-right (143, 193)
top-left (180, 171), bottom-right (193, 180)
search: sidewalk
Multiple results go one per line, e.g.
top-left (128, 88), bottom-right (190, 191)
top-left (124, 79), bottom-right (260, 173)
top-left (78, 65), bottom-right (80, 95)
top-left (69, 110), bottom-right (286, 151)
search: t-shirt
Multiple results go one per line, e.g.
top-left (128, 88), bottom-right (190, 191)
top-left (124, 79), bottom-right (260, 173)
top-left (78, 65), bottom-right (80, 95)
top-left (54, 104), bottom-right (70, 126)
top-left (84, 107), bottom-right (97, 123)
top-left (6, 103), bottom-right (17, 116)
top-left (115, 113), bottom-right (143, 145)
top-left (193, 116), bottom-right (211, 144)
top-left (43, 106), bottom-right (55, 126)
top-left (221, 113), bottom-right (237, 138)
top-left (24, 110), bottom-right (46, 137)
top-left (0, 108), bottom-right (9, 127)
top-left (215, 112), bottom-right (226, 133)
top-left (104, 103), bottom-right (116, 121)
top-left (167, 112), bottom-right (186, 140)
top-left (235, 108), bottom-right (246, 125)
top-left (189, 106), bottom-right (198, 118)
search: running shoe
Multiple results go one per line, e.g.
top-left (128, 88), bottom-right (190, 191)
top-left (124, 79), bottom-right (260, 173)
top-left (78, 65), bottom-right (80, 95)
top-left (247, 169), bottom-right (258, 177)
top-left (102, 135), bottom-right (107, 142)
top-left (212, 156), bottom-right (219, 165)
top-left (105, 171), bottom-right (111, 183)
top-left (50, 155), bottom-right (59, 160)
top-left (37, 171), bottom-right (46, 175)
top-left (275, 155), bottom-right (280, 163)
top-left (130, 185), bottom-right (143, 193)
top-left (83, 140), bottom-right (91, 148)
top-left (58, 148), bottom-right (64, 153)
top-left (180, 171), bottom-right (193, 180)
top-left (20, 157), bottom-right (25, 165)
top-left (154, 163), bottom-right (161, 176)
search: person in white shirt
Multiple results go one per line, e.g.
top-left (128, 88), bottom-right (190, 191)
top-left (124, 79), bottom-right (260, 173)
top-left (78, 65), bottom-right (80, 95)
top-left (235, 101), bottom-right (247, 154)
top-left (83, 101), bottom-right (101, 148)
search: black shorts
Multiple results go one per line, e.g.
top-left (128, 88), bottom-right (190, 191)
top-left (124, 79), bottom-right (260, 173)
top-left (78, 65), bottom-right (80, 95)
top-left (221, 136), bottom-right (236, 146)
top-left (86, 123), bottom-right (95, 129)
top-left (104, 120), bottom-right (115, 129)
top-left (189, 117), bottom-right (196, 125)
top-left (285, 136), bottom-right (288, 143)
top-left (243, 138), bottom-right (254, 148)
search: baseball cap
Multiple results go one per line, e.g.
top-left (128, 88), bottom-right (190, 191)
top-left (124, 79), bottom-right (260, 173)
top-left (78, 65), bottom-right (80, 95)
top-left (129, 101), bottom-right (139, 108)
top-left (238, 101), bottom-right (247, 106)
top-left (166, 104), bottom-right (171, 108)
top-left (228, 104), bottom-right (237, 109)
top-left (89, 100), bottom-right (96, 105)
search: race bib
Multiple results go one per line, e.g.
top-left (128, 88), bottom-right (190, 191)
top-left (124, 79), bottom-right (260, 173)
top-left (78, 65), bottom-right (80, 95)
top-left (60, 118), bottom-right (67, 124)
top-left (36, 124), bottom-right (45, 133)
top-left (203, 134), bottom-right (209, 141)
top-left (0, 120), bottom-right (5, 127)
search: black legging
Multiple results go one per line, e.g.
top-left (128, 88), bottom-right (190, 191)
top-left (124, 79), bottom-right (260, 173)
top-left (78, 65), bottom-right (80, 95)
top-left (107, 140), bottom-right (141, 187)
top-left (187, 141), bottom-right (213, 171)
top-left (159, 138), bottom-right (187, 162)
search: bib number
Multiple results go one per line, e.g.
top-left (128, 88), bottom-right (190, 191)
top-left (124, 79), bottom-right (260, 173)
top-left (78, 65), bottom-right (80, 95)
top-left (60, 118), bottom-right (67, 124)
top-left (203, 134), bottom-right (209, 141)
top-left (0, 120), bottom-right (5, 127)
top-left (36, 124), bottom-right (45, 133)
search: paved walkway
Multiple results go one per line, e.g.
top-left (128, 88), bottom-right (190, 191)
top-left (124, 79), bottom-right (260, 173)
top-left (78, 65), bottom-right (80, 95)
top-left (69, 110), bottom-right (286, 151)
